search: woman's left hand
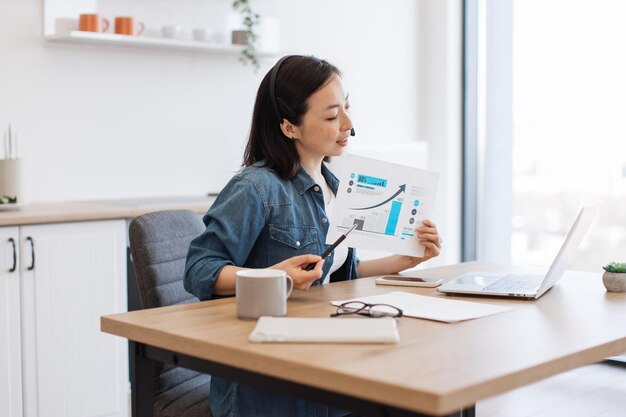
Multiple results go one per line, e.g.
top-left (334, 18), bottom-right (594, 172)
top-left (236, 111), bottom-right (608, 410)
top-left (356, 219), bottom-right (442, 277)
top-left (399, 219), bottom-right (441, 268)
top-left (416, 219), bottom-right (441, 262)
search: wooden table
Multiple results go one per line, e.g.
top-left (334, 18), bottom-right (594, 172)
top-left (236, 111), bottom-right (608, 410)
top-left (101, 262), bottom-right (626, 417)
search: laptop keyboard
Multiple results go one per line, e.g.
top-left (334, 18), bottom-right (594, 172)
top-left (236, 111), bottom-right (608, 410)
top-left (483, 274), bottom-right (544, 293)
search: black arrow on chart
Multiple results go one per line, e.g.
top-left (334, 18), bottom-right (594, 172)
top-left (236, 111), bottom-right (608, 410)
top-left (349, 184), bottom-right (406, 210)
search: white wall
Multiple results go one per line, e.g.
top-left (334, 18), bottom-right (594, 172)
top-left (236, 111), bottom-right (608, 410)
top-left (1, 0), bottom-right (263, 201)
top-left (0, 0), bottom-right (462, 263)
top-left (416, 0), bottom-right (463, 265)
top-left (273, 1), bottom-right (421, 148)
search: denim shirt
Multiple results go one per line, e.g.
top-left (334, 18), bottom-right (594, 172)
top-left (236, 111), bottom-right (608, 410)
top-left (184, 161), bottom-right (359, 301)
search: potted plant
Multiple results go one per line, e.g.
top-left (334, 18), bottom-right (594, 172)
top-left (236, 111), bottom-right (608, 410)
top-left (232, 0), bottom-right (260, 71)
top-left (602, 262), bottom-right (626, 292)
top-left (0, 195), bottom-right (18, 204)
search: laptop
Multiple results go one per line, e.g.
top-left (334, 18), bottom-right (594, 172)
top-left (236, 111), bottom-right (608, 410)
top-left (438, 203), bottom-right (599, 299)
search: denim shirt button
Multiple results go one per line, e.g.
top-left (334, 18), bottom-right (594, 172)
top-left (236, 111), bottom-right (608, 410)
top-left (322, 217), bottom-right (327, 223)
top-left (296, 241), bottom-right (300, 247)
top-left (313, 186), bottom-right (320, 192)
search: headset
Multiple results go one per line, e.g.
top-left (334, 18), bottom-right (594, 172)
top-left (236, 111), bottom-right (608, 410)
top-left (268, 55), bottom-right (355, 137)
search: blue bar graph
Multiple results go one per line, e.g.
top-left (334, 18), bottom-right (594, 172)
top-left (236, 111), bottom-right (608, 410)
top-left (384, 201), bottom-right (402, 236)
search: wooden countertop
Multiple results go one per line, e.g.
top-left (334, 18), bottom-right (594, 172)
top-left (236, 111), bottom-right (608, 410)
top-left (0, 196), bottom-right (215, 226)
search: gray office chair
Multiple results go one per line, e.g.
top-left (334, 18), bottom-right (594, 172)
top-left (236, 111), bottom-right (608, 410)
top-left (129, 210), bottom-right (212, 417)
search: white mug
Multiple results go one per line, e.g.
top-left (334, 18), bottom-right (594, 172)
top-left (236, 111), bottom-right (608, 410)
top-left (162, 25), bottom-right (183, 39)
top-left (192, 28), bottom-right (212, 42)
top-left (236, 269), bottom-right (293, 320)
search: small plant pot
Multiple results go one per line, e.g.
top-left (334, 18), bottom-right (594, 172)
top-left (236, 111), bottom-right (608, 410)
top-left (231, 30), bottom-right (248, 45)
top-left (602, 271), bottom-right (626, 292)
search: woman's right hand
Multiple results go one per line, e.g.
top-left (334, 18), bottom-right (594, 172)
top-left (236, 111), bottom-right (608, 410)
top-left (272, 254), bottom-right (325, 290)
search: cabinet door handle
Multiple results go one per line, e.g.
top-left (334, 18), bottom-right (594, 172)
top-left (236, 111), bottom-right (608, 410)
top-left (8, 238), bottom-right (16, 273)
top-left (26, 236), bottom-right (35, 271)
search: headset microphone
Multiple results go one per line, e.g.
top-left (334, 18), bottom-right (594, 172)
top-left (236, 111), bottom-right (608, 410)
top-left (350, 128), bottom-right (356, 136)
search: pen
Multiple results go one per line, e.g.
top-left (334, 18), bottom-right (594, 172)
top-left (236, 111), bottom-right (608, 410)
top-left (304, 224), bottom-right (358, 271)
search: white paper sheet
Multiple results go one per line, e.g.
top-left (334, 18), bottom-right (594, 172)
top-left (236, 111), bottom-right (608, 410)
top-left (331, 291), bottom-right (511, 323)
top-left (327, 154), bottom-right (439, 257)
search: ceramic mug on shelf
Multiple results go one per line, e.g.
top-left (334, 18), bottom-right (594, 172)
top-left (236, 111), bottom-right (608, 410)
top-left (114, 16), bottom-right (145, 36)
top-left (192, 28), bottom-right (213, 42)
top-left (79, 14), bottom-right (110, 33)
top-left (162, 25), bottom-right (183, 39)
top-left (236, 269), bottom-right (293, 320)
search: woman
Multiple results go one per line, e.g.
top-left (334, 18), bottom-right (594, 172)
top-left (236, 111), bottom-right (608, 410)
top-left (185, 55), bottom-right (441, 417)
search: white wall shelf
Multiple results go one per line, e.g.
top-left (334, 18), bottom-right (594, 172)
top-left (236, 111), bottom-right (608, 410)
top-left (45, 31), bottom-right (278, 57)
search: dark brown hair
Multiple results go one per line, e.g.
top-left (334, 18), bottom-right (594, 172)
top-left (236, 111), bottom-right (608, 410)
top-left (243, 55), bottom-right (341, 179)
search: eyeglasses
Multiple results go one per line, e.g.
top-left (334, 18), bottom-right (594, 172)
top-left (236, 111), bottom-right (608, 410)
top-left (330, 301), bottom-right (403, 318)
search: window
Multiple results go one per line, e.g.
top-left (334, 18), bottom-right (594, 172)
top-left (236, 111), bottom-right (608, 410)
top-left (465, 0), bottom-right (626, 270)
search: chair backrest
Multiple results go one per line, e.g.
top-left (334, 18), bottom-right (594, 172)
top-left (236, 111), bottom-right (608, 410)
top-left (129, 210), bottom-right (212, 417)
top-left (130, 209), bottom-right (205, 309)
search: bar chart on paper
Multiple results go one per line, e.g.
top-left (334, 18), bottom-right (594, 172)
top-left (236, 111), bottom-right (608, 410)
top-left (339, 176), bottom-right (428, 239)
top-left (328, 155), bottom-right (439, 257)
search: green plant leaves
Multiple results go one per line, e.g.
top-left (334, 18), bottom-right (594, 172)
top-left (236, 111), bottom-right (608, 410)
top-left (603, 262), bottom-right (626, 273)
top-left (0, 195), bottom-right (18, 204)
top-left (232, 0), bottom-right (260, 70)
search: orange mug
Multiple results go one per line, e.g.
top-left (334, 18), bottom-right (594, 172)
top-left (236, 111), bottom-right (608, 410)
top-left (115, 16), bottom-right (145, 36)
top-left (79, 14), bottom-right (109, 33)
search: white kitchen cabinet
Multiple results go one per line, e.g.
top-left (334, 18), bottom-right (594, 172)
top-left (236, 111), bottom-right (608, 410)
top-left (0, 226), bottom-right (23, 417)
top-left (18, 220), bottom-right (129, 417)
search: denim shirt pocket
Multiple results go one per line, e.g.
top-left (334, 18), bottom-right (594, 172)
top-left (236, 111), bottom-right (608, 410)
top-left (268, 224), bottom-right (320, 263)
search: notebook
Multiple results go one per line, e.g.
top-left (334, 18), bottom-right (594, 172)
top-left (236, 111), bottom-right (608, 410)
top-left (249, 317), bottom-right (400, 344)
top-left (438, 203), bottom-right (599, 299)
